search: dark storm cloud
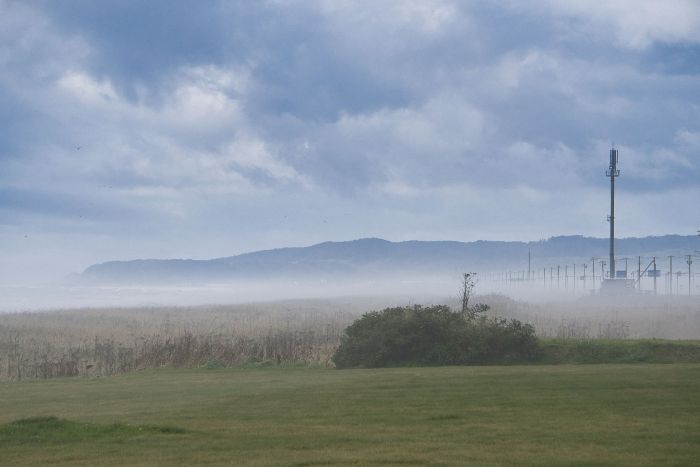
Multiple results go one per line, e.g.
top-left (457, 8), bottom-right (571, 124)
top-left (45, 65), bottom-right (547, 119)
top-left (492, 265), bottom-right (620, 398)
top-left (38, 0), bottom-right (230, 98)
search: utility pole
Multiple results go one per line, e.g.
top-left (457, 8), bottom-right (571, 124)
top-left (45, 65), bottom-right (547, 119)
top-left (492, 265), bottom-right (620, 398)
top-left (550, 267), bottom-right (553, 288)
top-left (528, 248), bottom-right (531, 281)
top-left (688, 255), bottom-right (693, 296)
top-left (616, 257), bottom-right (629, 279)
top-left (638, 256), bottom-right (643, 289)
top-left (668, 256), bottom-right (675, 296)
top-left (606, 147), bottom-right (620, 280)
top-left (583, 263), bottom-right (587, 289)
top-left (653, 257), bottom-right (657, 295)
top-left (557, 265), bottom-right (560, 288)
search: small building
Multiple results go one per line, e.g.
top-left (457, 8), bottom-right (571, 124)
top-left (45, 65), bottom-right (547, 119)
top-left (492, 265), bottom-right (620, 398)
top-left (600, 279), bottom-right (636, 296)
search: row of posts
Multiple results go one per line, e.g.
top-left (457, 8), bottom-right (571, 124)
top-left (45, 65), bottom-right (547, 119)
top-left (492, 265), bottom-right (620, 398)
top-left (489, 254), bottom-right (696, 295)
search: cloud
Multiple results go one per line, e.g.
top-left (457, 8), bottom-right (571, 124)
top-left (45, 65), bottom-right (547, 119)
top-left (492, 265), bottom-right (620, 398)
top-left (514, 0), bottom-right (700, 49)
top-left (316, 0), bottom-right (458, 34)
top-left (675, 129), bottom-right (700, 149)
top-left (42, 63), bottom-right (306, 193)
top-left (58, 71), bottom-right (118, 103)
top-left (306, 91), bottom-right (486, 191)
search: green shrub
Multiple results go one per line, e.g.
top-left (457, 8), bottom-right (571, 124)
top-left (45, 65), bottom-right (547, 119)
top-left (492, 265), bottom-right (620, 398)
top-left (200, 359), bottom-right (226, 370)
top-left (332, 305), bottom-right (540, 368)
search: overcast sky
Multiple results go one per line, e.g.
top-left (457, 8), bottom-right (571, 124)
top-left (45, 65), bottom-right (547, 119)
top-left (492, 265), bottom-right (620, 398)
top-left (1, 0), bottom-right (699, 283)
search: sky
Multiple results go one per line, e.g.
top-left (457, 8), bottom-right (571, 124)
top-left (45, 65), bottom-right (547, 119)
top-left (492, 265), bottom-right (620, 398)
top-left (1, 0), bottom-right (699, 284)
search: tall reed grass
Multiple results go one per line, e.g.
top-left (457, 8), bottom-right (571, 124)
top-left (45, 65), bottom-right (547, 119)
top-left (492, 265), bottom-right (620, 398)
top-left (2, 295), bottom-right (697, 380)
top-left (0, 300), bottom-right (365, 380)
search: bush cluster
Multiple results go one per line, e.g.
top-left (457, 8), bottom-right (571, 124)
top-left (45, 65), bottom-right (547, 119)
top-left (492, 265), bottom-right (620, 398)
top-left (332, 305), bottom-right (540, 368)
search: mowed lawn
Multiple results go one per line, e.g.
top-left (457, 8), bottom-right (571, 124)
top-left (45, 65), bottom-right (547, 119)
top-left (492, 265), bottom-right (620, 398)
top-left (1, 364), bottom-right (700, 466)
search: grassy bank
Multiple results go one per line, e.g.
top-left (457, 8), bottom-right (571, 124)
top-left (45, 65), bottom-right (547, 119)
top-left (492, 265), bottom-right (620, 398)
top-left (1, 364), bottom-right (699, 465)
top-left (539, 338), bottom-right (700, 364)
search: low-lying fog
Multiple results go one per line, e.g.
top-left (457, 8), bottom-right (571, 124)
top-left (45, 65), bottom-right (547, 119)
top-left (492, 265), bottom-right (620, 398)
top-left (2, 275), bottom-right (698, 340)
top-left (0, 275), bottom-right (628, 312)
top-left (2, 277), bottom-right (698, 380)
top-left (2, 277), bottom-right (456, 312)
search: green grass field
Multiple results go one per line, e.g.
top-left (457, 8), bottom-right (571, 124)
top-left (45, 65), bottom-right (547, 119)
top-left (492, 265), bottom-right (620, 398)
top-left (2, 364), bottom-right (700, 466)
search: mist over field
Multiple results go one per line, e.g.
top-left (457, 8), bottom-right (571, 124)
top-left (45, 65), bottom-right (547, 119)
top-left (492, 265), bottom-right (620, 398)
top-left (0, 233), bottom-right (696, 310)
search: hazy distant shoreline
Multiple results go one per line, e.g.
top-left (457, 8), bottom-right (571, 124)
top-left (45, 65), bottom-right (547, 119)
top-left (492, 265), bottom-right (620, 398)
top-left (80, 235), bottom-right (699, 285)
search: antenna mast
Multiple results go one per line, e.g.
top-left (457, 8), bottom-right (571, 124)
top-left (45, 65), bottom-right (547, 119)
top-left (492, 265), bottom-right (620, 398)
top-left (606, 146), bottom-right (620, 279)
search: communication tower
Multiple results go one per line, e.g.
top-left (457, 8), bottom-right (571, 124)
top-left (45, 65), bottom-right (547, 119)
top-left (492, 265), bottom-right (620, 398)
top-left (607, 146), bottom-right (619, 277)
top-left (601, 146), bottom-right (635, 295)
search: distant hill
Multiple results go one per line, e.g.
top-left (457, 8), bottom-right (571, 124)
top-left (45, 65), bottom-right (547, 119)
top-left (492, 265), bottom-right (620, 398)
top-left (81, 235), bottom-right (700, 284)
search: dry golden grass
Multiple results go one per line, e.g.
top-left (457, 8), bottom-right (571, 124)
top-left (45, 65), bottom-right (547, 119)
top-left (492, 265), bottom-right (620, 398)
top-left (2, 294), bottom-right (698, 380)
top-left (0, 299), bottom-right (373, 380)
